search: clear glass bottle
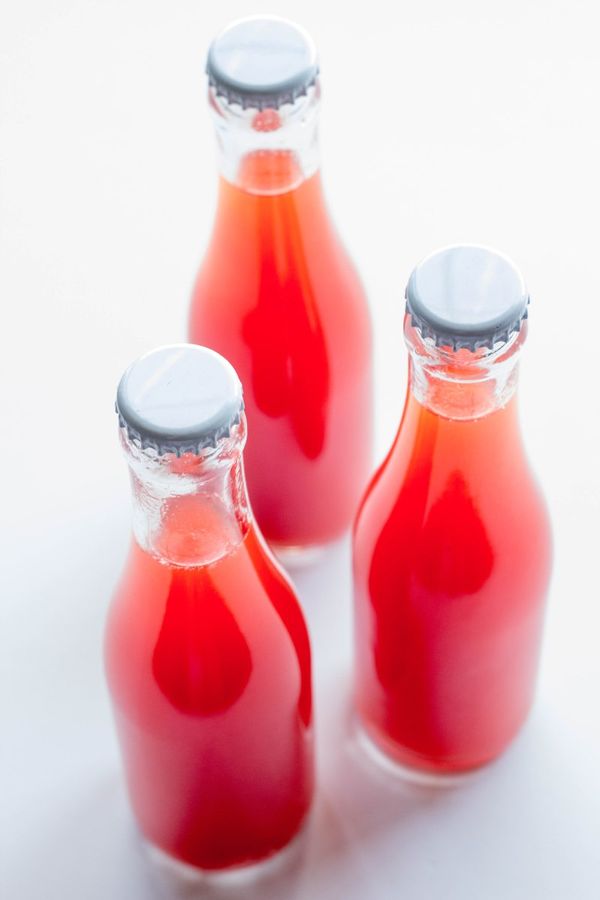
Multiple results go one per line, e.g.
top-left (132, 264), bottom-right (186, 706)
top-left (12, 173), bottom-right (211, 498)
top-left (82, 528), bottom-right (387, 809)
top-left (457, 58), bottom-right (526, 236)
top-left (353, 246), bottom-right (552, 774)
top-left (105, 344), bottom-right (314, 872)
top-left (189, 16), bottom-right (373, 558)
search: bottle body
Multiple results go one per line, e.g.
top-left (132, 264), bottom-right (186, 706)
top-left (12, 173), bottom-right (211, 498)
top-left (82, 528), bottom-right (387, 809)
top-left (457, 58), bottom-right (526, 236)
top-left (353, 324), bottom-right (552, 772)
top-left (190, 97), bottom-right (373, 551)
top-left (106, 526), bottom-right (313, 869)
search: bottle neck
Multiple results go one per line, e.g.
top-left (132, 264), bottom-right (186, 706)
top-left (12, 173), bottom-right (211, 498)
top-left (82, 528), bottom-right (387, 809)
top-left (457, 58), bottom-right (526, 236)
top-left (404, 316), bottom-right (526, 421)
top-left (209, 84), bottom-right (321, 195)
top-left (122, 419), bottom-right (251, 568)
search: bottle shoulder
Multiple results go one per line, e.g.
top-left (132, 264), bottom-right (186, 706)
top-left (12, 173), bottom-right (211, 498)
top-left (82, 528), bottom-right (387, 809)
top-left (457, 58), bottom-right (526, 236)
top-left (107, 531), bottom-right (310, 650)
top-left (195, 175), bottom-right (368, 304)
top-left (105, 530), bottom-right (312, 721)
top-left (355, 407), bottom-right (551, 558)
top-left (354, 447), bottom-right (552, 618)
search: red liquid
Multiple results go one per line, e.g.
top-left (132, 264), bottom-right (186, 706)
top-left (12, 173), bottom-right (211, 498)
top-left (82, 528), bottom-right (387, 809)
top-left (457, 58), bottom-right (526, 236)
top-left (105, 525), bottom-right (313, 870)
top-left (353, 392), bottom-right (552, 772)
top-left (189, 158), bottom-right (372, 548)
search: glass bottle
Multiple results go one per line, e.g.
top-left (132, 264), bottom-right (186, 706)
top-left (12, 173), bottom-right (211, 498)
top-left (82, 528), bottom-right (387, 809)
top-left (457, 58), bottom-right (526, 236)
top-left (105, 344), bottom-right (314, 872)
top-left (353, 246), bottom-right (552, 774)
top-left (189, 16), bottom-right (373, 558)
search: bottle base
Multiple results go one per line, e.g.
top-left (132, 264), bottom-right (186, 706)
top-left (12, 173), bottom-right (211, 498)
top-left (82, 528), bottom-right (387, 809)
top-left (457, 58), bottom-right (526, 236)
top-left (144, 820), bottom-right (309, 889)
top-left (270, 534), bottom-right (345, 569)
top-left (353, 718), bottom-right (490, 787)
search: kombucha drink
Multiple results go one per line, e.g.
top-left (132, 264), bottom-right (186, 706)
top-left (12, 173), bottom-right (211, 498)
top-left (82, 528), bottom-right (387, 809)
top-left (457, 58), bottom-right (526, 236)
top-left (353, 246), bottom-right (552, 773)
top-left (105, 345), bottom-right (313, 871)
top-left (189, 17), bottom-right (373, 554)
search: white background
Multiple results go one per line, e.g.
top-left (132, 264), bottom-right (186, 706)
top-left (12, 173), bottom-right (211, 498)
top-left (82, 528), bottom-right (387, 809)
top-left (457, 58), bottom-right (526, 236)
top-left (2, 1), bottom-right (600, 898)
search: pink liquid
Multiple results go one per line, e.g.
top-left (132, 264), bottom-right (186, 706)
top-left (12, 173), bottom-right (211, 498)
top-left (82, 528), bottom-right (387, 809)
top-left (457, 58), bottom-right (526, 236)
top-left (190, 159), bottom-right (373, 548)
top-left (354, 392), bottom-right (552, 772)
top-left (105, 524), bottom-right (313, 869)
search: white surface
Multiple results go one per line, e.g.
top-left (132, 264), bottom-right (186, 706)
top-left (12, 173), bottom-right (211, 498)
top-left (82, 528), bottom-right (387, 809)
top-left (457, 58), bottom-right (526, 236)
top-left (2, 1), bottom-right (600, 898)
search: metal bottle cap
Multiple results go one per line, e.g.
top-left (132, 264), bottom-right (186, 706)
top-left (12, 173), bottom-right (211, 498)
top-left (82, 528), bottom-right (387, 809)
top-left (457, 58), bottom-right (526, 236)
top-left (406, 245), bottom-right (530, 351)
top-left (116, 344), bottom-right (243, 456)
top-left (206, 16), bottom-right (319, 110)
